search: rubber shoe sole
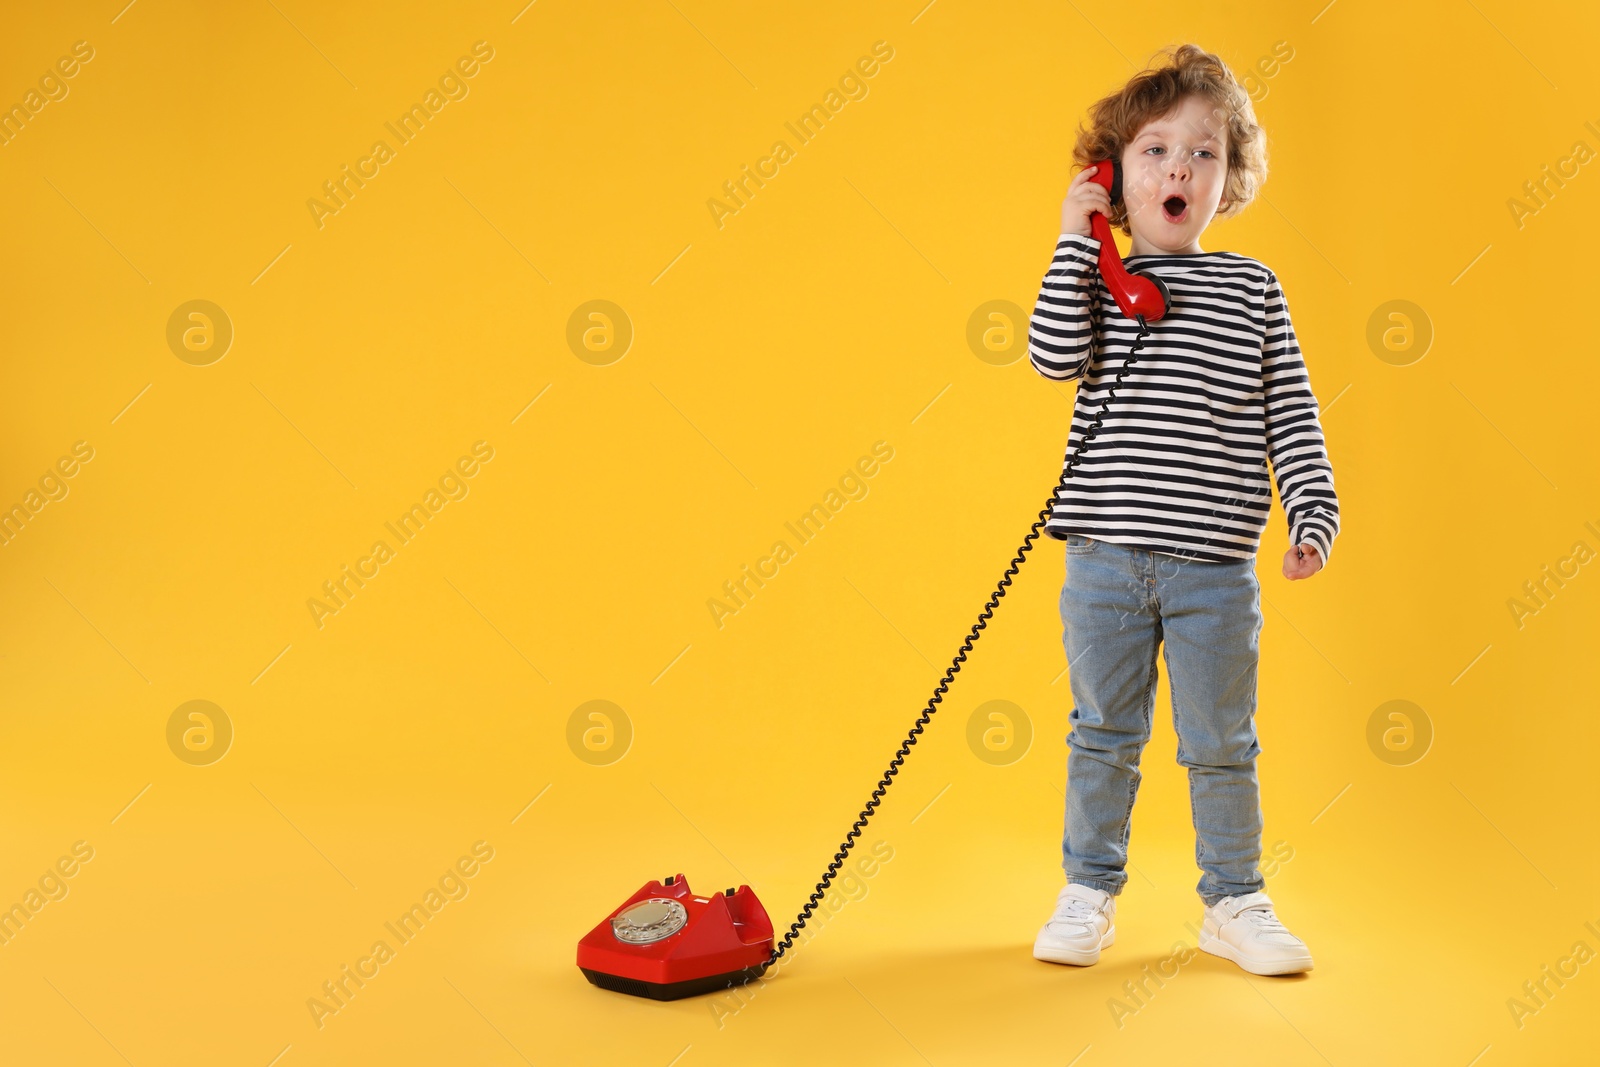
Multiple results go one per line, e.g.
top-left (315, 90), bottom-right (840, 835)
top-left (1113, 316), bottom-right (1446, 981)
top-left (1197, 928), bottom-right (1313, 976)
top-left (1033, 925), bottom-right (1115, 967)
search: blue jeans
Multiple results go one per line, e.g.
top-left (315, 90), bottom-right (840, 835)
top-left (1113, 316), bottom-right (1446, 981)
top-left (1056, 532), bottom-right (1266, 907)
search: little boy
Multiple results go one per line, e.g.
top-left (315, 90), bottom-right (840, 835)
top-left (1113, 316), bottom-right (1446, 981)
top-left (1026, 44), bottom-right (1339, 977)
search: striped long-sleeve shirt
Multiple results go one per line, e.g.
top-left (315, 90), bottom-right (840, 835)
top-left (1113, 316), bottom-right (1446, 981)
top-left (1028, 232), bottom-right (1340, 565)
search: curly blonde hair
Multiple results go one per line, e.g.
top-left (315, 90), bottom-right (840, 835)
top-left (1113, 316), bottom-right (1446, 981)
top-left (1072, 43), bottom-right (1267, 236)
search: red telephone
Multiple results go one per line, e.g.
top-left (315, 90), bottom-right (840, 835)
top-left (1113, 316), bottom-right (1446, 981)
top-left (1085, 158), bottom-right (1171, 323)
top-left (577, 875), bottom-right (773, 1000)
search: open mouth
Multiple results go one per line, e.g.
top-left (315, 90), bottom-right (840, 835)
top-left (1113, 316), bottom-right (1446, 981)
top-left (1162, 195), bottom-right (1188, 223)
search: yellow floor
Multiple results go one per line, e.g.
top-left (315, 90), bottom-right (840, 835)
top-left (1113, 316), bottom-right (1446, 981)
top-left (2, 2), bottom-right (1596, 1064)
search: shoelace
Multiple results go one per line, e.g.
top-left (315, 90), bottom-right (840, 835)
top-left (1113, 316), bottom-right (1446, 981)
top-left (1233, 901), bottom-right (1288, 933)
top-left (1051, 898), bottom-right (1103, 927)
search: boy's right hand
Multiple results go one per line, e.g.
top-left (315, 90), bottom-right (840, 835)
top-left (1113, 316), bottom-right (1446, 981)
top-left (1061, 163), bottom-right (1113, 238)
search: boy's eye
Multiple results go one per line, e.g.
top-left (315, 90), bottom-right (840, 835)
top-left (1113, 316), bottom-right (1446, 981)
top-left (1144, 146), bottom-right (1216, 159)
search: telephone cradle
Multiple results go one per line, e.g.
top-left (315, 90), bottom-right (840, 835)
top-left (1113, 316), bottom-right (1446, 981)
top-left (578, 156), bottom-right (1168, 1001)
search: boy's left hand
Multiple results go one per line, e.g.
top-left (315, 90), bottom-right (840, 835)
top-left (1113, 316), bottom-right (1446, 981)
top-left (1282, 544), bottom-right (1323, 580)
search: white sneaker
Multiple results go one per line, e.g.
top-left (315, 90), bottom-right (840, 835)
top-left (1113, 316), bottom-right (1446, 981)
top-left (1033, 883), bottom-right (1116, 966)
top-left (1198, 891), bottom-right (1314, 975)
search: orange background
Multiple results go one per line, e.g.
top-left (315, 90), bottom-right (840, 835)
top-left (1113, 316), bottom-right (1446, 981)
top-left (0, 1), bottom-right (1595, 1064)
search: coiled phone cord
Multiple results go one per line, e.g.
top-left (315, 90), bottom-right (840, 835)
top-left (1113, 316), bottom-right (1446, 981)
top-left (767, 316), bottom-right (1153, 967)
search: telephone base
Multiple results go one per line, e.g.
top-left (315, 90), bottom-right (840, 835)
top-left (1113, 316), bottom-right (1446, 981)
top-left (580, 962), bottom-right (770, 1001)
top-left (578, 874), bottom-right (775, 1000)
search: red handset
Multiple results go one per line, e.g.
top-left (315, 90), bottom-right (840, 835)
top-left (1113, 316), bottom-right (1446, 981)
top-left (1085, 159), bottom-right (1171, 323)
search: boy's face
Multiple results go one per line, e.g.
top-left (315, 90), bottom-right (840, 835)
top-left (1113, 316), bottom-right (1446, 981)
top-left (1118, 94), bottom-right (1229, 254)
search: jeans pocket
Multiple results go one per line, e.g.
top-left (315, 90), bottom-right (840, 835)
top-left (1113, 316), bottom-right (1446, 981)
top-left (1065, 533), bottom-right (1097, 554)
